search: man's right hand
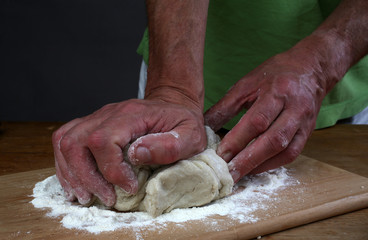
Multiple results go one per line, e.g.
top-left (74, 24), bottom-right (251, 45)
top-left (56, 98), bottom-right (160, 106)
top-left (53, 0), bottom-right (210, 207)
top-left (52, 98), bottom-right (206, 207)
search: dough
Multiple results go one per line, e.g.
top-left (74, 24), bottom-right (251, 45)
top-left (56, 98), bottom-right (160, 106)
top-left (111, 127), bottom-right (234, 217)
top-left (138, 148), bottom-right (233, 216)
top-left (114, 166), bottom-right (151, 211)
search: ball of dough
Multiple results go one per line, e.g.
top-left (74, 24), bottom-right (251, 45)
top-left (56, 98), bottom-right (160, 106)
top-left (111, 126), bottom-right (234, 216)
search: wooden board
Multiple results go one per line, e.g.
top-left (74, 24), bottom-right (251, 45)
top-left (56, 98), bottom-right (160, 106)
top-left (0, 155), bottom-right (368, 240)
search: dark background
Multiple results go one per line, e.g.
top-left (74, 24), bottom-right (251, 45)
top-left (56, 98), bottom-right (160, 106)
top-left (0, 0), bottom-right (147, 121)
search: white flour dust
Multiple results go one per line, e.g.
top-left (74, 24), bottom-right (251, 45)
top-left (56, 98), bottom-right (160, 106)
top-left (31, 167), bottom-right (298, 235)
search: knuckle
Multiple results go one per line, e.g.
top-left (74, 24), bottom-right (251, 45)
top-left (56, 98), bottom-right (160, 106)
top-left (265, 131), bottom-right (290, 153)
top-left (52, 129), bottom-right (63, 146)
top-left (295, 94), bottom-right (316, 117)
top-left (52, 118), bottom-right (83, 149)
top-left (96, 99), bottom-right (144, 116)
top-left (87, 130), bottom-right (108, 150)
top-left (95, 102), bottom-right (117, 114)
top-left (159, 141), bottom-right (180, 164)
top-left (283, 145), bottom-right (301, 164)
top-left (300, 100), bottom-right (314, 116)
top-left (120, 99), bottom-right (144, 113)
top-left (192, 126), bottom-right (207, 152)
top-left (249, 111), bottom-right (271, 134)
top-left (59, 134), bottom-right (77, 154)
top-left (101, 165), bottom-right (120, 184)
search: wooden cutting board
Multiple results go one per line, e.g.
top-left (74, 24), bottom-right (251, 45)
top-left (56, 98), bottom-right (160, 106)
top-left (1, 155), bottom-right (368, 240)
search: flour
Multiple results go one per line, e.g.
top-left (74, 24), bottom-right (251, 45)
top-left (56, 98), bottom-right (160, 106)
top-left (31, 166), bottom-right (298, 236)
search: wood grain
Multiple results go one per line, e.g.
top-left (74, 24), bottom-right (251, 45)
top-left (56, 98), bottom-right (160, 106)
top-left (0, 122), bottom-right (367, 239)
top-left (0, 155), bottom-right (368, 240)
top-left (302, 124), bottom-right (368, 178)
top-left (0, 122), bottom-right (62, 175)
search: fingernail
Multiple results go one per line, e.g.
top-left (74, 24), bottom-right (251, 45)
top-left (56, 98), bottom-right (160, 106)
top-left (230, 169), bottom-right (241, 183)
top-left (122, 180), bottom-right (138, 195)
top-left (217, 144), bottom-right (234, 162)
top-left (65, 191), bottom-right (76, 201)
top-left (122, 183), bottom-right (132, 194)
top-left (135, 146), bottom-right (151, 164)
top-left (228, 161), bottom-right (241, 182)
top-left (97, 186), bottom-right (116, 207)
top-left (78, 195), bottom-right (93, 206)
top-left (219, 150), bottom-right (233, 162)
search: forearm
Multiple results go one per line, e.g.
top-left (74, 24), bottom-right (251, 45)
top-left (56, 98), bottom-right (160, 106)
top-left (145, 0), bottom-right (209, 111)
top-left (291, 0), bottom-right (368, 94)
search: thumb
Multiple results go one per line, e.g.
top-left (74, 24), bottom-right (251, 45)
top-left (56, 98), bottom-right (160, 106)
top-left (127, 126), bottom-right (206, 165)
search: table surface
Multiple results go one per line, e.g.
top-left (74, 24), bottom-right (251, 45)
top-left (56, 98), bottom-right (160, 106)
top-left (0, 122), bottom-right (367, 239)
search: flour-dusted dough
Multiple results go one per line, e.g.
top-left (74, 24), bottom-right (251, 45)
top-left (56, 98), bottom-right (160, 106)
top-left (112, 127), bottom-right (234, 216)
top-left (139, 148), bottom-right (233, 216)
top-left (114, 166), bottom-right (151, 211)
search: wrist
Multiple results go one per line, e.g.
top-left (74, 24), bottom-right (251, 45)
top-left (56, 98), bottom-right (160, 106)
top-left (145, 80), bottom-right (204, 113)
top-left (144, 0), bottom-right (208, 114)
top-left (145, 54), bottom-right (204, 112)
top-left (289, 31), bottom-right (353, 94)
top-left (145, 36), bottom-right (205, 112)
top-left (289, 0), bottom-right (368, 94)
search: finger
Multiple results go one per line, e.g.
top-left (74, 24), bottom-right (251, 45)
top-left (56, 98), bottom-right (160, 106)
top-left (55, 158), bottom-right (75, 201)
top-left (128, 124), bottom-right (207, 165)
top-left (249, 129), bottom-right (307, 175)
top-left (54, 142), bottom-right (93, 204)
top-left (52, 118), bottom-right (91, 203)
top-left (217, 94), bottom-right (284, 162)
top-left (204, 79), bottom-right (258, 131)
top-left (227, 112), bottom-right (299, 182)
top-left (87, 126), bottom-right (140, 195)
top-left (59, 122), bottom-right (117, 206)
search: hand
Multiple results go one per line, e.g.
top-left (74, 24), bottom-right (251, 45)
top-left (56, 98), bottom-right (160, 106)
top-left (52, 98), bottom-right (206, 206)
top-left (204, 0), bottom-right (368, 182)
top-left (205, 47), bottom-right (327, 182)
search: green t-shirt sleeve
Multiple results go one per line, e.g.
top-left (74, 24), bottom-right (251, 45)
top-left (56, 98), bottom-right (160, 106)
top-left (137, 0), bottom-right (368, 130)
top-left (137, 28), bottom-right (149, 64)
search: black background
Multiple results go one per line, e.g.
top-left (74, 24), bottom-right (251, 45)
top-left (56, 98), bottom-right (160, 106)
top-left (0, 0), bottom-right (147, 121)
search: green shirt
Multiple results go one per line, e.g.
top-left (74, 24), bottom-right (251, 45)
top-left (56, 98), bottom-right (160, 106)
top-left (138, 0), bottom-right (368, 129)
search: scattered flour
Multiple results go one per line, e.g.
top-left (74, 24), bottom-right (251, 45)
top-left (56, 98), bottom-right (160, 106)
top-left (31, 167), bottom-right (298, 235)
